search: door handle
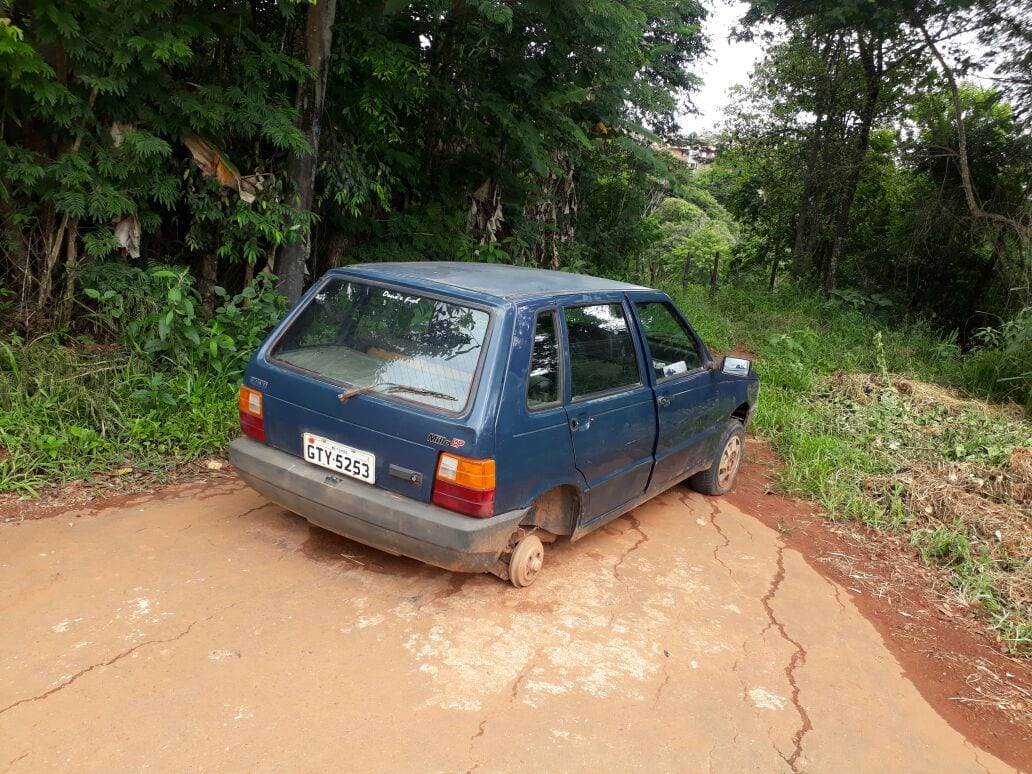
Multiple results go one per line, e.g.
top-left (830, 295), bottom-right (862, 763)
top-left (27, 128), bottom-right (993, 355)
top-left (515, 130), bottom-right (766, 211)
top-left (570, 412), bottom-right (591, 431)
top-left (658, 395), bottom-right (671, 408)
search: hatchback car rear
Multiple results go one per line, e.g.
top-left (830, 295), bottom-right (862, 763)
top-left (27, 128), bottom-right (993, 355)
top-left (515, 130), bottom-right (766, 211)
top-left (229, 269), bottom-right (530, 574)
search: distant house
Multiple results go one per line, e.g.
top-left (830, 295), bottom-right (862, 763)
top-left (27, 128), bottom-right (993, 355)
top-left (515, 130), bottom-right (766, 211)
top-left (663, 143), bottom-right (719, 171)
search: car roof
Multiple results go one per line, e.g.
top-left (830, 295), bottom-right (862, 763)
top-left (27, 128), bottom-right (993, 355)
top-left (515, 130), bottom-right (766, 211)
top-left (332, 262), bottom-right (651, 302)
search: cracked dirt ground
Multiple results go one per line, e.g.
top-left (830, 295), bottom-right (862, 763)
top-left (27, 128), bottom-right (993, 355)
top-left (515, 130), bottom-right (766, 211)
top-left (0, 467), bottom-right (1019, 773)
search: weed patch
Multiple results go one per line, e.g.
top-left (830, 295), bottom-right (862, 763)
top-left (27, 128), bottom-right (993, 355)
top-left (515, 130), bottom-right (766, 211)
top-left (0, 266), bottom-right (284, 494)
top-left (0, 338), bottom-right (239, 494)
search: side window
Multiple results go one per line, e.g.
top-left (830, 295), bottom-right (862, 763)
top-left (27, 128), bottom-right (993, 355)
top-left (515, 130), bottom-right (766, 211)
top-left (634, 301), bottom-right (704, 380)
top-left (565, 303), bottom-right (641, 399)
top-left (527, 311), bottom-right (560, 409)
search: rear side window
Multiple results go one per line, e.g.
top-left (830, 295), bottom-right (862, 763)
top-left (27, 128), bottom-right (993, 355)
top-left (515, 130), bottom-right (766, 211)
top-left (271, 279), bottom-right (490, 412)
top-left (634, 301), bottom-right (704, 379)
top-left (527, 311), bottom-right (560, 409)
top-left (565, 303), bottom-right (641, 399)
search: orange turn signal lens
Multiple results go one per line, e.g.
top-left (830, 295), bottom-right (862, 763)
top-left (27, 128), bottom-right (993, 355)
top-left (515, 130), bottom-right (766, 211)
top-left (435, 453), bottom-right (495, 491)
top-left (238, 386), bottom-right (263, 417)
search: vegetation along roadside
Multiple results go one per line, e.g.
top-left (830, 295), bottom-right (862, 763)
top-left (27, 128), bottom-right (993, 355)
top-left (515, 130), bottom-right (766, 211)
top-left (2, 274), bottom-right (1029, 654)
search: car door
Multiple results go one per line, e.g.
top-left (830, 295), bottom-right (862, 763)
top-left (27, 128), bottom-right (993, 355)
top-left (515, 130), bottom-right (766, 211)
top-left (560, 297), bottom-right (657, 524)
top-left (630, 295), bottom-right (719, 492)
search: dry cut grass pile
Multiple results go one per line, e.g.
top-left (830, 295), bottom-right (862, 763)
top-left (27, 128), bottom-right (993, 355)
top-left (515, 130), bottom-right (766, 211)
top-left (898, 452), bottom-right (1031, 616)
top-left (825, 372), bottom-right (1032, 652)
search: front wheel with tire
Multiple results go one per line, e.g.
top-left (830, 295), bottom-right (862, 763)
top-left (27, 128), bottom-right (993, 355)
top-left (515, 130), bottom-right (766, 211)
top-left (508, 534), bottom-right (544, 588)
top-left (690, 420), bottom-right (745, 496)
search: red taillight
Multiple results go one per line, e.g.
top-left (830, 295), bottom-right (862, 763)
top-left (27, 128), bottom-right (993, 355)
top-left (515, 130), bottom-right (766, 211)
top-left (432, 453), bottom-right (495, 518)
top-left (238, 386), bottom-right (265, 443)
top-left (433, 479), bottom-right (495, 517)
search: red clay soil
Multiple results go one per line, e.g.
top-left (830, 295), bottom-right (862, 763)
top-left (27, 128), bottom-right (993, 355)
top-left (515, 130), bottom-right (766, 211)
top-left (730, 440), bottom-right (1032, 772)
top-left (0, 461), bottom-right (234, 525)
top-left (3, 445), bottom-right (1030, 769)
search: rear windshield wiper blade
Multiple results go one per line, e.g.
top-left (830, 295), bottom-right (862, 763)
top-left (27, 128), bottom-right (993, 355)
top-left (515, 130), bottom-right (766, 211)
top-left (338, 381), bottom-right (457, 404)
top-left (384, 384), bottom-right (458, 401)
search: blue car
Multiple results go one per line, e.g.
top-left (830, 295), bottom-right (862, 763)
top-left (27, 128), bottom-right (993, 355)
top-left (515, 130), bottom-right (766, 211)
top-left (230, 263), bottom-right (758, 586)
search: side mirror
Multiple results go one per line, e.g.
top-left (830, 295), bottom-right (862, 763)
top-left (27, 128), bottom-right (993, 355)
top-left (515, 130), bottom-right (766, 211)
top-left (721, 356), bottom-right (751, 377)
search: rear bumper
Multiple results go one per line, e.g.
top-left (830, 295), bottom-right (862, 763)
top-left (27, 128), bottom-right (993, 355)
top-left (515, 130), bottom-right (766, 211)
top-left (228, 437), bottom-right (527, 573)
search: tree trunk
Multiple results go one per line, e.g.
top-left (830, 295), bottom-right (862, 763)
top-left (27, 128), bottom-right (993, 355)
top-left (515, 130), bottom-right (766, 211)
top-left (823, 35), bottom-right (883, 296)
top-left (199, 249), bottom-right (218, 315)
top-left (769, 243), bottom-right (780, 291)
top-left (1, 199), bottom-right (30, 315)
top-left (916, 20), bottom-right (1032, 243)
top-left (520, 151), bottom-right (576, 269)
top-left (38, 213), bottom-right (70, 309)
top-left (791, 130), bottom-right (821, 277)
top-left (791, 35), bottom-right (841, 277)
top-left (277, 0), bottom-right (338, 303)
top-left (58, 219), bottom-right (79, 328)
top-left (321, 230), bottom-right (352, 269)
top-left (36, 88), bottom-right (97, 314)
top-left (710, 251), bottom-right (720, 292)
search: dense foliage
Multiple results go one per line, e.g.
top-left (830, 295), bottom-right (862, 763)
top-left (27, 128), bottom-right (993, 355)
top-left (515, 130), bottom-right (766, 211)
top-left (1, 0), bottom-right (310, 329)
top-left (709, 1), bottom-right (1031, 406)
top-left (0, 0), bottom-right (709, 324)
top-left (0, 265), bottom-right (285, 492)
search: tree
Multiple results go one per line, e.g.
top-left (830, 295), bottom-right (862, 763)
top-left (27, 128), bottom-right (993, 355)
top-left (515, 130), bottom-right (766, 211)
top-left (902, 84), bottom-right (1031, 334)
top-left (1, 0), bottom-right (308, 328)
top-left (277, 0), bottom-right (337, 303)
top-left (916, 20), bottom-right (1032, 243)
top-left (1, 0), bottom-right (713, 332)
top-left (317, 0), bottom-right (709, 274)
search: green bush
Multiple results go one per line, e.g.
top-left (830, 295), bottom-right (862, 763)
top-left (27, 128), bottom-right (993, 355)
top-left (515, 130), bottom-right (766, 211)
top-left (0, 268), bottom-right (285, 493)
top-left (83, 264), bottom-right (286, 377)
top-left (961, 307), bottom-right (1032, 412)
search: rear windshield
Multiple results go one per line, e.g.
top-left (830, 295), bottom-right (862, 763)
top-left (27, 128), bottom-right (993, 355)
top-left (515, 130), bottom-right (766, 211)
top-left (270, 279), bottom-right (491, 412)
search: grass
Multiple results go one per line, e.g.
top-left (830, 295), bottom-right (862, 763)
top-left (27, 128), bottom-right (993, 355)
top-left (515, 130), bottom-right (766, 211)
top-left (0, 264), bottom-right (284, 495)
top-left (0, 336), bottom-right (238, 495)
top-left (670, 281), bottom-right (1032, 653)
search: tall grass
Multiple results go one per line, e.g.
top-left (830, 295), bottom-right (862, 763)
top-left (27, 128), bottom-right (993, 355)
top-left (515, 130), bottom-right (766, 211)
top-left (0, 264), bottom-right (285, 494)
top-left (673, 281), bottom-right (1029, 515)
top-left (960, 306), bottom-right (1032, 413)
top-left (0, 338), bottom-right (238, 494)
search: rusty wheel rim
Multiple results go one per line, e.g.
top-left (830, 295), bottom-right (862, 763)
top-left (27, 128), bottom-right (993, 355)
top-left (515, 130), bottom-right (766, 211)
top-left (717, 435), bottom-right (742, 489)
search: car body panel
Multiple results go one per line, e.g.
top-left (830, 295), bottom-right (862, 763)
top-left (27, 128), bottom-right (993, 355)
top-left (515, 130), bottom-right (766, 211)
top-left (493, 299), bottom-right (582, 514)
top-left (624, 291), bottom-right (723, 492)
top-left (557, 292), bottom-right (657, 525)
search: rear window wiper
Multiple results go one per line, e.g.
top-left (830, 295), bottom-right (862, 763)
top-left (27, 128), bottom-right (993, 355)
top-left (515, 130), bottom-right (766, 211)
top-left (338, 381), bottom-right (457, 404)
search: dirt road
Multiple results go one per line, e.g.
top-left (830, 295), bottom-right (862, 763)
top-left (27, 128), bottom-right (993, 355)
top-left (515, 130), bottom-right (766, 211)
top-left (0, 461), bottom-right (1021, 772)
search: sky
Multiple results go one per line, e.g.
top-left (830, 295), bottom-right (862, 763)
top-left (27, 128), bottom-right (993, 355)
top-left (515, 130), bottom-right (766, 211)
top-left (678, 1), bottom-right (765, 136)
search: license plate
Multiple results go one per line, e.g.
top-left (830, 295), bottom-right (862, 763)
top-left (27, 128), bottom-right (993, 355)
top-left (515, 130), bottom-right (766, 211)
top-left (303, 433), bottom-right (375, 484)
